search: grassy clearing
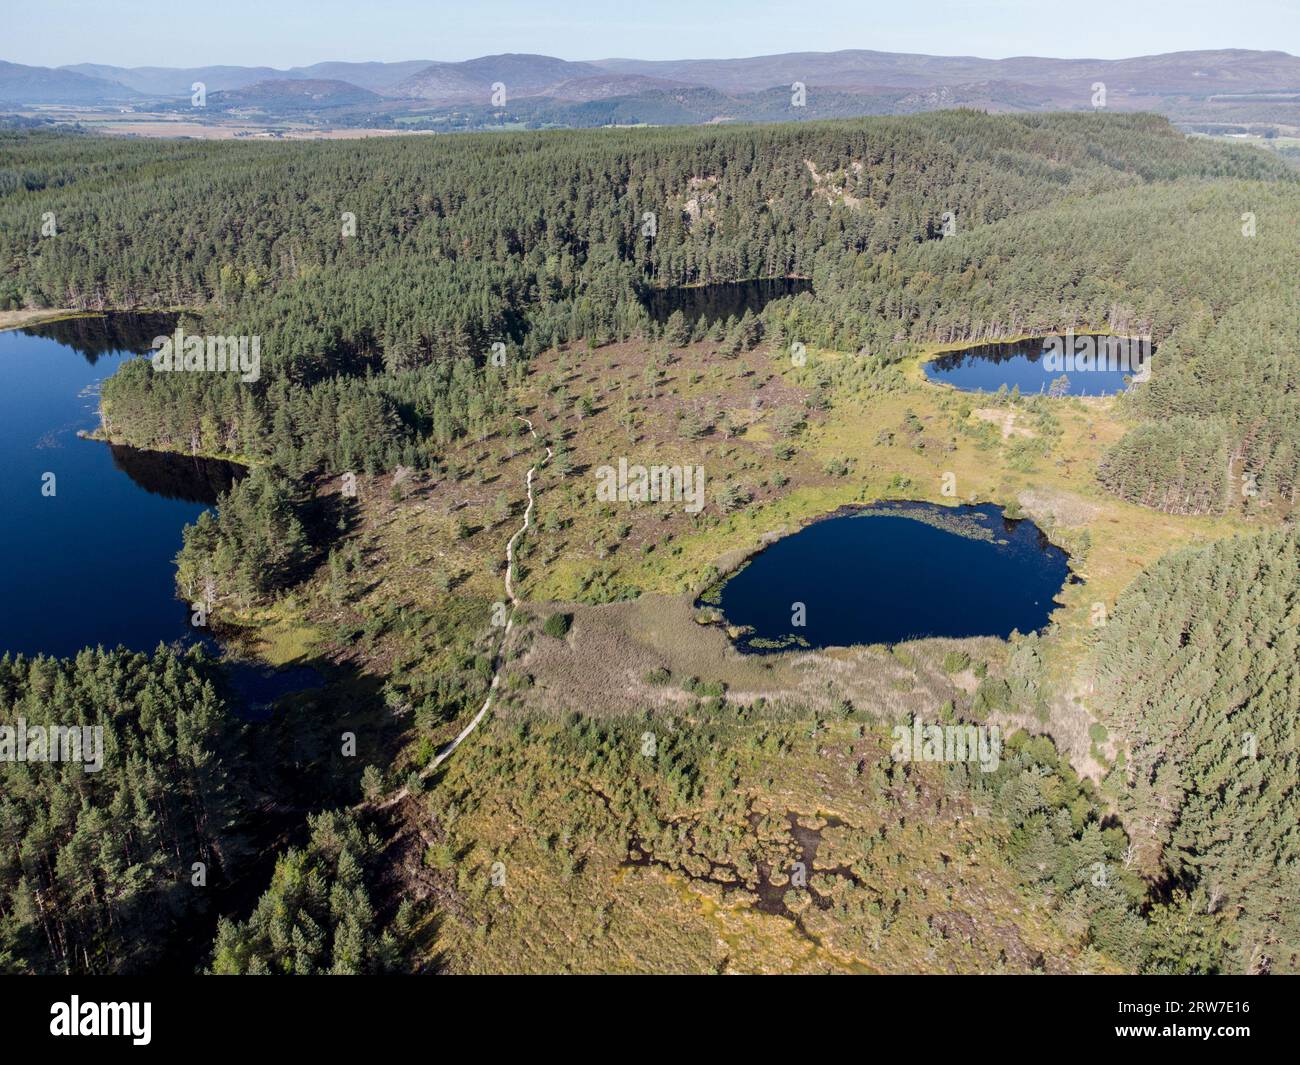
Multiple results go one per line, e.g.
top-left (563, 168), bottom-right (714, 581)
top-left (504, 336), bottom-right (1260, 708)
top-left (221, 331), bottom-right (1282, 973)
top-left (252, 330), bottom-right (1270, 782)
top-left (495, 590), bottom-right (995, 726)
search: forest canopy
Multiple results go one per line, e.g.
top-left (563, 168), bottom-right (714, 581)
top-left (2, 112), bottom-right (1295, 515)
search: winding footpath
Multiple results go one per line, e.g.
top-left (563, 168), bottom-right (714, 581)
top-left (375, 417), bottom-right (549, 808)
top-left (429, 417), bottom-right (550, 770)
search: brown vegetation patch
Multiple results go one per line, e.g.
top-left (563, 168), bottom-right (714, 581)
top-left (972, 406), bottom-right (1034, 439)
top-left (1018, 486), bottom-right (1104, 527)
top-left (496, 591), bottom-right (1001, 725)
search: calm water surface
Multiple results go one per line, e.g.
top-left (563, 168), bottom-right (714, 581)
top-left (642, 278), bottom-right (812, 325)
top-left (0, 314), bottom-right (243, 658)
top-left (711, 502), bottom-right (1070, 650)
top-left (924, 337), bottom-right (1148, 396)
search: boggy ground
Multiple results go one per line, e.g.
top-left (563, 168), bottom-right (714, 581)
top-left (485, 334), bottom-right (1255, 761)
top-left (244, 331), bottom-right (1274, 973)
top-left (495, 592), bottom-right (989, 724)
top-left (416, 711), bottom-right (1113, 974)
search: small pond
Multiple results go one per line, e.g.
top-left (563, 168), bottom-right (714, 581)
top-left (707, 501), bottom-right (1070, 651)
top-left (641, 277), bottom-right (812, 326)
top-left (923, 336), bottom-right (1151, 396)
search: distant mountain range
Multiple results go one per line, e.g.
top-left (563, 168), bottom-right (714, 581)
top-left (3, 49), bottom-right (1299, 131)
top-left (52, 60), bottom-right (435, 97)
top-left (203, 79), bottom-right (383, 113)
top-left (0, 61), bottom-right (142, 104)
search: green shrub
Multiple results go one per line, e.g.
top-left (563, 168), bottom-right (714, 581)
top-left (683, 676), bottom-right (726, 698)
top-left (942, 649), bottom-right (972, 673)
top-left (542, 612), bottom-right (572, 638)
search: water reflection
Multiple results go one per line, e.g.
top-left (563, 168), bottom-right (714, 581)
top-left (22, 311), bottom-right (181, 363)
top-left (641, 277), bottom-right (812, 326)
top-left (109, 443), bottom-right (244, 504)
top-left (924, 336), bottom-right (1150, 397)
top-left (0, 313), bottom-right (241, 657)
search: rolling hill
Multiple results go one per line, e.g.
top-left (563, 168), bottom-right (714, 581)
top-left (2, 48), bottom-right (1297, 133)
top-left (0, 60), bottom-right (141, 104)
top-left (202, 78), bottom-right (383, 113)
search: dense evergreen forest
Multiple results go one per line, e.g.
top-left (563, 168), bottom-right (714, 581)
top-left (0, 647), bottom-right (244, 973)
top-left (0, 645), bottom-right (406, 975)
top-left (2, 112), bottom-right (1295, 517)
top-left (1092, 527), bottom-right (1299, 974)
top-left (209, 810), bottom-right (415, 975)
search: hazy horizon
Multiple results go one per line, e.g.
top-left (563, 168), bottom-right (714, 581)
top-left (11, 44), bottom-right (1300, 72)
top-left (7, 0), bottom-right (1298, 69)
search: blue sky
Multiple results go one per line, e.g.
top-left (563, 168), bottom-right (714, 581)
top-left (9, 0), bottom-right (1299, 68)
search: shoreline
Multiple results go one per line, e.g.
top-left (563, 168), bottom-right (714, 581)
top-left (695, 498), bottom-right (1076, 655)
top-left (0, 308), bottom-right (89, 333)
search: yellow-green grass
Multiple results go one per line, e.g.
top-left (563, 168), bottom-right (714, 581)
top-left (199, 332), bottom-right (1279, 973)
top-left (515, 337), bottom-right (1258, 650)
top-left (426, 713), bottom-right (1111, 974)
